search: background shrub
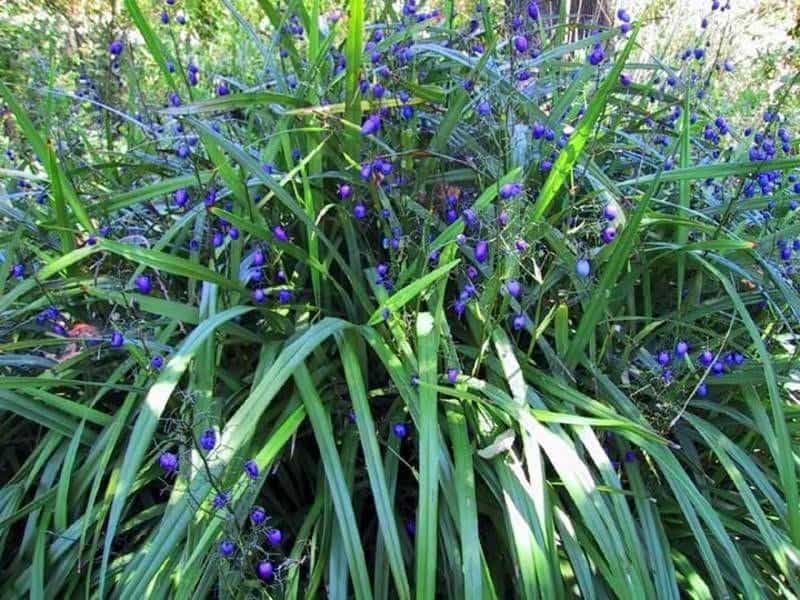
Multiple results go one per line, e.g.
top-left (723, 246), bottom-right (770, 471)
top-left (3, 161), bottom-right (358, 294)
top-left (1, 0), bottom-right (800, 597)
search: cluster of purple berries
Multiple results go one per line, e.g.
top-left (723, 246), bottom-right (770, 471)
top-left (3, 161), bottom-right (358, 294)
top-left (159, 437), bottom-right (281, 581)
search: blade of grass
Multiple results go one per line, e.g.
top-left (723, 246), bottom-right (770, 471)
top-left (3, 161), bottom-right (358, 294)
top-left (675, 93), bottom-right (691, 307)
top-left (105, 171), bottom-right (214, 212)
top-left (124, 0), bottom-right (178, 91)
top-left (98, 239), bottom-right (244, 292)
top-left (98, 307), bottom-right (251, 598)
top-left (445, 402), bottom-right (483, 599)
top-left (692, 255), bottom-right (800, 547)
top-left (343, 0), bottom-right (365, 157)
top-left (367, 259), bottom-right (459, 325)
top-left (531, 26), bottom-right (640, 220)
top-left (339, 333), bottom-right (410, 599)
top-left (54, 422), bottom-right (84, 532)
top-left (564, 184), bottom-right (653, 369)
top-left (294, 363), bottom-right (373, 600)
top-left (117, 319), bottom-right (352, 595)
top-left (415, 312), bottom-right (440, 599)
top-left (618, 156), bottom-right (800, 187)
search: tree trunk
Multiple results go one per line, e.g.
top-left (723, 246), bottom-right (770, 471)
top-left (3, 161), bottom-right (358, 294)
top-left (539, 0), bottom-right (612, 26)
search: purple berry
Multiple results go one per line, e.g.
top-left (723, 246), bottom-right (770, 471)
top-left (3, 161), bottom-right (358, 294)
top-left (338, 184), bottom-right (352, 199)
top-left (251, 506), bottom-right (267, 524)
top-left (447, 368), bottom-right (459, 384)
top-left (212, 491), bottom-right (231, 510)
top-left (588, 45), bottom-right (605, 66)
top-left (267, 529), bottom-right (283, 545)
top-left (173, 188), bottom-right (189, 207)
top-left (200, 428), bottom-right (216, 451)
top-left (576, 259), bottom-right (591, 278)
top-left (393, 423), bottom-right (408, 439)
top-left (273, 225), bottom-right (289, 242)
top-left (108, 40), bottom-right (124, 56)
top-left (405, 518), bottom-right (416, 536)
top-left (257, 561), bottom-right (274, 581)
top-left (244, 459), bottom-right (260, 479)
top-left (219, 540), bottom-right (235, 557)
top-left (135, 275), bottom-right (152, 295)
top-left (506, 279), bottom-right (522, 298)
top-left (603, 204), bottom-right (619, 221)
top-left (474, 240), bottom-right (489, 263)
top-left (601, 227), bottom-right (617, 244)
top-left (110, 331), bottom-right (124, 348)
top-left (361, 115), bottom-right (381, 136)
top-left (159, 451), bottom-right (179, 472)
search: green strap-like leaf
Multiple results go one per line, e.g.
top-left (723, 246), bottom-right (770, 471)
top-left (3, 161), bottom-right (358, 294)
top-left (294, 363), bottom-right (374, 600)
top-left (531, 26), bottom-right (640, 221)
top-left (415, 313), bottom-right (440, 599)
top-left (99, 307), bottom-right (251, 598)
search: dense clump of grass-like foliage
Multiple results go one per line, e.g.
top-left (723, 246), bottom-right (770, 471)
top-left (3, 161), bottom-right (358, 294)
top-left (1, 0), bottom-right (800, 597)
